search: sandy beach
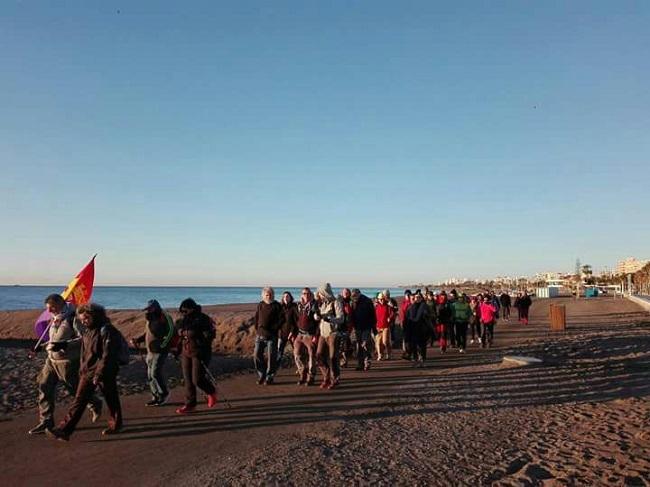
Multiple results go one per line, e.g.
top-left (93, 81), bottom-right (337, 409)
top-left (1, 297), bottom-right (649, 486)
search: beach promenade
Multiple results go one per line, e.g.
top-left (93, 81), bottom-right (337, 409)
top-left (1, 297), bottom-right (649, 486)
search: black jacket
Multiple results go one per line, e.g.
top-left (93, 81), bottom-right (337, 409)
top-left (176, 310), bottom-right (216, 358)
top-left (351, 294), bottom-right (377, 332)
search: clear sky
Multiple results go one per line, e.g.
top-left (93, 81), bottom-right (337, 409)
top-left (1, 1), bottom-right (649, 286)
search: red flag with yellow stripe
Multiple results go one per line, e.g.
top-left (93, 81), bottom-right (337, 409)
top-left (60, 254), bottom-right (96, 305)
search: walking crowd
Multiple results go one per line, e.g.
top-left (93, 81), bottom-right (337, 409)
top-left (27, 286), bottom-right (532, 442)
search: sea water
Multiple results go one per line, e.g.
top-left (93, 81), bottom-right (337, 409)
top-left (0, 286), bottom-right (405, 311)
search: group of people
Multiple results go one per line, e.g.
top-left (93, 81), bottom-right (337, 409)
top-left (28, 285), bottom-right (532, 442)
top-left (252, 284), bottom-right (533, 388)
top-left (29, 295), bottom-right (220, 441)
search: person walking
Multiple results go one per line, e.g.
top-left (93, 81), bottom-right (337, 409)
top-left (479, 295), bottom-right (498, 348)
top-left (374, 292), bottom-right (394, 361)
top-left (425, 291), bottom-right (438, 346)
top-left (518, 291), bottom-right (532, 325)
top-left (406, 291), bottom-right (430, 367)
top-left (28, 294), bottom-right (102, 435)
top-left (132, 299), bottom-right (175, 406)
top-left (399, 290), bottom-right (413, 359)
top-left (451, 294), bottom-right (472, 353)
top-left (175, 298), bottom-right (217, 414)
top-left (351, 288), bottom-right (377, 372)
top-left (469, 295), bottom-right (482, 345)
top-left (315, 283), bottom-right (345, 389)
top-left (338, 288), bottom-right (354, 368)
top-left (46, 303), bottom-right (123, 440)
top-left (293, 287), bottom-right (320, 386)
top-left (499, 292), bottom-right (512, 321)
top-left (278, 291), bottom-right (298, 365)
top-left (253, 287), bottom-right (284, 385)
top-left (435, 291), bottom-right (453, 353)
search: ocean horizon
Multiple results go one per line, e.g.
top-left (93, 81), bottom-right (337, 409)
top-left (0, 285), bottom-right (406, 311)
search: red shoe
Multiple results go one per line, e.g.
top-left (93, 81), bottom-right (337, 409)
top-left (175, 405), bottom-right (196, 415)
top-left (327, 382), bottom-right (337, 390)
top-left (207, 393), bottom-right (218, 408)
top-left (319, 380), bottom-right (330, 389)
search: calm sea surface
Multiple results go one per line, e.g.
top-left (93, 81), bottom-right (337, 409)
top-left (0, 286), bottom-right (405, 311)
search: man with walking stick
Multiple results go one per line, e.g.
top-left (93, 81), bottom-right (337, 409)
top-left (174, 298), bottom-right (218, 414)
top-left (28, 294), bottom-right (102, 435)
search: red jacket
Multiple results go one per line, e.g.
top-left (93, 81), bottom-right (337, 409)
top-left (479, 302), bottom-right (497, 324)
top-left (375, 302), bottom-right (394, 330)
top-left (399, 300), bottom-right (411, 326)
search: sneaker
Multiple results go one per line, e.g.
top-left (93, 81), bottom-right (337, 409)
top-left (175, 405), bottom-right (196, 415)
top-left (46, 428), bottom-right (70, 442)
top-left (28, 421), bottom-right (51, 435)
top-left (90, 407), bottom-right (102, 423)
top-left (101, 427), bottom-right (122, 436)
top-left (145, 399), bottom-right (159, 407)
top-left (319, 380), bottom-right (330, 389)
top-left (306, 376), bottom-right (315, 386)
top-left (207, 393), bottom-right (218, 408)
top-left (327, 382), bottom-right (337, 390)
top-left (459, 348), bottom-right (465, 353)
top-left (470, 339), bottom-right (475, 345)
top-left (265, 377), bottom-right (274, 385)
top-left (157, 394), bottom-right (169, 406)
top-left (256, 377), bottom-right (265, 385)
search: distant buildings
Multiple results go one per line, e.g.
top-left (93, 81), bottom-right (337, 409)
top-left (616, 257), bottom-right (649, 275)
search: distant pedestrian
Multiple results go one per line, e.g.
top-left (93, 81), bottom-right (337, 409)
top-left (451, 294), bottom-right (472, 353)
top-left (435, 292), bottom-right (452, 353)
top-left (399, 290), bottom-right (413, 359)
top-left (469, 295), bottom-right (482, 345)
top-left (499, 292), bottom-right (512, 321)
top-left (518, 291), bottom-right (532, 325)
top-left (175, 298), bottom-right (217, 413)
top-left (479, 296), bottom-right (497, 347)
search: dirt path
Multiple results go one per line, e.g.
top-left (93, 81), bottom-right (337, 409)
top-left (2, 297), bottom-right (649, 486)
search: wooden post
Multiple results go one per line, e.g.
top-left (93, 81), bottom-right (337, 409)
top-left (550, 304), bottom-right (566, 331)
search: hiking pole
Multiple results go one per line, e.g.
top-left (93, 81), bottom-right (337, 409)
top-left (200, 360), bottom-right (232, 409)
top-left (28, 320), bottom-right (54, 359)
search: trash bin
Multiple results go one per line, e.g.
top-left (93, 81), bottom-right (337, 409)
top-left (549, 304), bottom-right (566, 331)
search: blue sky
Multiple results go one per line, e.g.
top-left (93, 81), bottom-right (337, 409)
top-left (1, 1), bottom-right (649, 286)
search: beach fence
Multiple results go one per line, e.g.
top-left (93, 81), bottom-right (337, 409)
top-left (549, 303), bottom-right (566, 331)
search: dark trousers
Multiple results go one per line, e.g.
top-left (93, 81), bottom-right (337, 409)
top-left (455, 321), bottom-right (468, 350)
top-left (520, 307), bottom-right (530, 323)
top-left (502, 305), bottom-right (511, 319)
top-left (402, 323), bottom-right (414, 357)
top-left (481, 322), bottom-right (494, 347)
top-left (60, 373), bottom-right (122, 435)
top-left (412, 329), bottom-right (428, 361)
top-left (181, 354), bottom-right (215, 406)
top-left (355, 329), bottom-right (372, 368)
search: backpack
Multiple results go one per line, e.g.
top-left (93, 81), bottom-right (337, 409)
top-left (101, 324), bottom-right (130, 366)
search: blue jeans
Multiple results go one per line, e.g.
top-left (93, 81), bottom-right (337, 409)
top-left (254, 336), bottom-right (277, 379)
top-left (146, 351), bottom-right (168, 400)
